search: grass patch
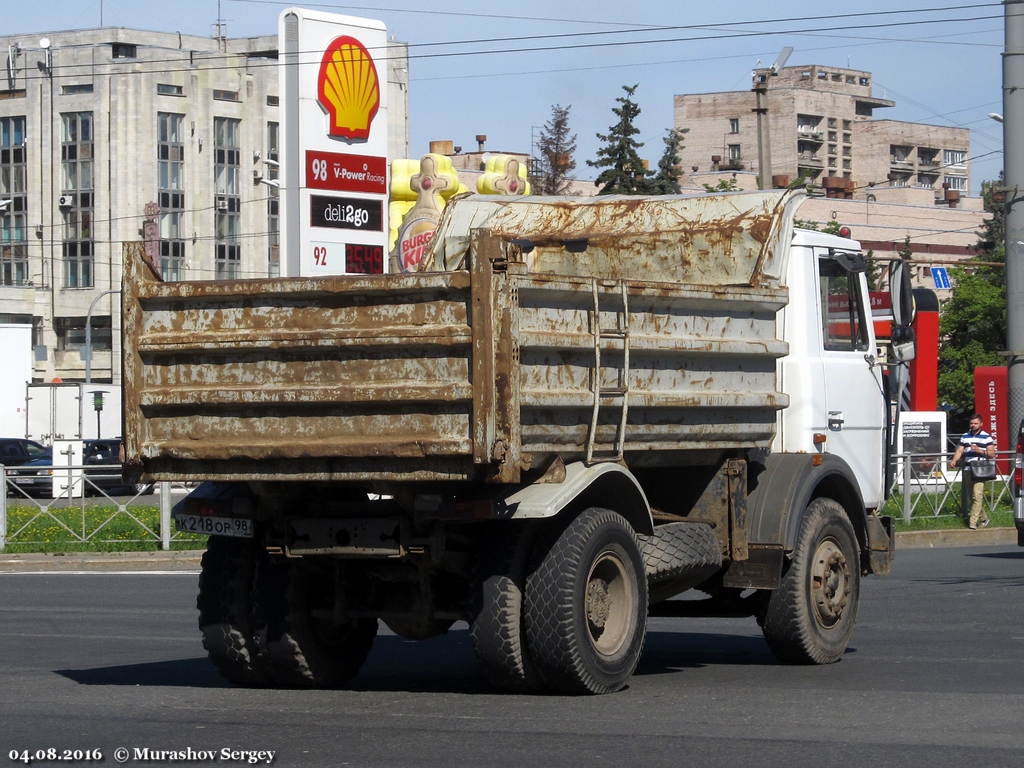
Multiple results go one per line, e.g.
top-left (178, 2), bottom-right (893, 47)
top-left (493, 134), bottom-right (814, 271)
top-left (2, 500), bottom-right (207, 553)
top-left (882, 481), bottom-right (1015, 532)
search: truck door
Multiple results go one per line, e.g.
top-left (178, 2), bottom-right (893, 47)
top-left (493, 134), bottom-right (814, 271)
top-left (817, 250), bottom-right (886, 508)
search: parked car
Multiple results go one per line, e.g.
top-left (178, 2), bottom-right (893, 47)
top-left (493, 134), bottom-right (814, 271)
top-left (7, 439), bottom-right (153, 498)
top-left (0, 438), bottom-right (49, 467)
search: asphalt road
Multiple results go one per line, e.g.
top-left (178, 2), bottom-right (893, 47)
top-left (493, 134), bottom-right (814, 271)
top-left (0, 545), bottom-right (1022, 768)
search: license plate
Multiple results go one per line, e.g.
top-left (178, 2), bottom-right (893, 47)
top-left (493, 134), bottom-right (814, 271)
top-left (175, 513), bottom-right (253, 538)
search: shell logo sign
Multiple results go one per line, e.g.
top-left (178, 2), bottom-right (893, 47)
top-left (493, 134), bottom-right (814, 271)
top-left (317, 35), bottom-right (380, 141)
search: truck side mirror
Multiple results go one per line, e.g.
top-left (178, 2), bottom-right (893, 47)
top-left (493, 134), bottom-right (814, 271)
top-left (890, 324), bottom-right (915, 363)
top-left (889, 259), bottom-right (916, 328)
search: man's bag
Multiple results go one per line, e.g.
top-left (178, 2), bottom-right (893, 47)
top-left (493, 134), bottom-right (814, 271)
top-left (969, 459), bottom-right (997, 481)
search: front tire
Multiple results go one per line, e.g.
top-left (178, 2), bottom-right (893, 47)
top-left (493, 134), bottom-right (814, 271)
top-left (524, 508), bottom-right (647, 694)
top-left (759, 498), bottom-right (860, 664)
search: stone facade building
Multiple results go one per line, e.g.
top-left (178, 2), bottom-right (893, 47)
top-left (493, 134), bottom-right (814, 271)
top-left (0, 27), bottom-right (409, 384)
top-left (675, 64), bottom-right (970, 200)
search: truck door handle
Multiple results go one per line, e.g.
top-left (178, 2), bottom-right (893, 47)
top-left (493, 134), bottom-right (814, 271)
top-left (828, 411), bottom-right (844, 431)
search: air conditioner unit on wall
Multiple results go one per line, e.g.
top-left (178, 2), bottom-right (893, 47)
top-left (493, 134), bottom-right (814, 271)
top-left (58, 195), bottom-right (72, 208)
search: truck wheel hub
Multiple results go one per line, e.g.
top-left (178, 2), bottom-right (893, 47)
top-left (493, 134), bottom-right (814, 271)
top-left (811, 537), bottom-right (849, 628)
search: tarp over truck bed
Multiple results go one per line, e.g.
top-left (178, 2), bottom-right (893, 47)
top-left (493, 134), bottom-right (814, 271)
top-left (122, 190), bottom-right (800, 484)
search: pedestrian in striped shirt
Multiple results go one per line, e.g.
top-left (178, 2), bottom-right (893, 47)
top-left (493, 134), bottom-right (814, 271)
top-left (950, 414), bottom-right (995, 529)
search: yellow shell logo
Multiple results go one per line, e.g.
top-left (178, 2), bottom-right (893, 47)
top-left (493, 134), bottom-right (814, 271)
top-left (317, 35), bottom-right (380, 141)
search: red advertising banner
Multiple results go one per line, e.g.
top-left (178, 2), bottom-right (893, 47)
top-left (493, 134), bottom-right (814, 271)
top-left (974, 366), bottom-right (1009, 473)
top-left (305, 150), bottom-right (387, 194)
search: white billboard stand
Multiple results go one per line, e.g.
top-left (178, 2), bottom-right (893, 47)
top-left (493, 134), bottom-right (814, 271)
top-left (279, 8), bottom-right (389, 277)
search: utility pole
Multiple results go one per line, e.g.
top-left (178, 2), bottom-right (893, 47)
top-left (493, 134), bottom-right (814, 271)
top-left (752, 47), bottom-right (792, 191)
top-left (1004, 1), bottom-right (1024, 438)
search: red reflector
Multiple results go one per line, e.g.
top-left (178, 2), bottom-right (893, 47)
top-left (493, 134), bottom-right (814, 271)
top-left (450, 500), bottom-right (495, 519)
top-left (184, 498), bottom-right (231, 517)
top-left (839, 226), bottom-right (852, 238)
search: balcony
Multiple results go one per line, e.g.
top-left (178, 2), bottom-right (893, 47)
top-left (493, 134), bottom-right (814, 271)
top-left (797, 153), bottom-right (823, 168)
top-left (797, 128), bottom-right (824, 142)
top-left (720, 159), bottom-right (745, 171)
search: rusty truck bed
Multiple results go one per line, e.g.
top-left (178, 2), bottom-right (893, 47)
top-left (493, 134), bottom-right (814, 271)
top-left (123, 191), bottom-right (797, 484)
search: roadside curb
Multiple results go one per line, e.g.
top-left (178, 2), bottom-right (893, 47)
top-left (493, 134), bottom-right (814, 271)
top-left (894, 526), bottom-right (1018, 549)
top-left (0, 527), bottom-right (1018, 571)
top-left (0, 550), bottom-right (203, 572)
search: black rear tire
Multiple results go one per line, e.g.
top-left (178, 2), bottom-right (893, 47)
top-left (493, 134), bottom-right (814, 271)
top-left (524, 508), bottom-right (647, 694)
top-left (197, 536), bottom-right (268, 686)
top-left (254, 559), bottom-right (377, 689)
top-left (469, 524), bottom-right (546, 692)
top-left (760, 498), bottom-right (860, 664)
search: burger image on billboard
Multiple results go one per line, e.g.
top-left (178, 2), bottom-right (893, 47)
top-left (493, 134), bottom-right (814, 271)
top-left (318, 35), bottom-right (380, 141)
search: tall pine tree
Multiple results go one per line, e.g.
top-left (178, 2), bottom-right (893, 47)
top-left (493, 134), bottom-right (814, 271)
top-left (531, 104), bottom-right (577, 195)
top-left (650, 127), bottom-right (688, 194)
top-left (588, 84), bottom-right (652, 195)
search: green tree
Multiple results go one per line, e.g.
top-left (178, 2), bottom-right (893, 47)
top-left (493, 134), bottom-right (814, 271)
top-left (588, 84), bottom-right (652, 195)
top-left (650, 127), bottom-right (688, 194)
top-left (531, 104), bottom-right (577, 195)
top-left (702, 177), bottom-right (739, 193)
top-left (938, 179), bottom-right (1006, 432)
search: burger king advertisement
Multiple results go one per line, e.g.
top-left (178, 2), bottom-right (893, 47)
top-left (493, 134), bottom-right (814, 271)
top-left (279, 8), bottom-right (389, 276)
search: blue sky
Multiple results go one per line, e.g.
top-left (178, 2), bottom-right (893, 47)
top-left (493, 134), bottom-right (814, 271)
top-left (4, 1), bottom-right (1005, 194)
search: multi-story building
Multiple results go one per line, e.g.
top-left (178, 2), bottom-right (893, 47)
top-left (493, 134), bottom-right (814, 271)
top-left (675, 64), bottom-right (970, 199)
top-left (0, 27), bottom-right (409, 385)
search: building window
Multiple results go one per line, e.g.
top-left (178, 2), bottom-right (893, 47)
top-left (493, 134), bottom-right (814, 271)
top-left (267, 121), bottom-right (280, 278)
top-left (55, 316), bottom-right (111, 352)
top-left (828, 131), bottom-right (837, 142)
top-left (843, 146), bottom-right (852, 157)
top-left (842, 159), bottom-right (851, 170)
top-left (61, 84), bottom-right (94, 95)
top-left (945, 176), bottom-right (968, 192)
top-left (828, 118), bottom-right (837, 128)
top-left (859, 77), bottom-right (869, 86)
top-left (61, 112), bottom-right (94, 288)
top-left (266, 95), bottom-right (280, 107)
top-left (842, 133), bottom-right (851, 144)
top-left (158, 112), bottom-right (186, 281)
top-left (727, 144), bottom-right (741, 161)
top-left (828, 144), bottom-right (837, 156)
top-left (917, 174), bottom-right (938, 188)
top-left (855, 103), bottom-right (873, 117)
top-left (157, 83), bottom-right (184, 96)
top-left (728, 118), bottom-right (739, 134)
top-left (111, 43), bottom-right (137, 59)
top-left (892, 173), bottom-right (911, 187)
top-left (213, 89), bottom-right (240, 102)
top-left (843, 120), bottom-right (852, 130)
top-left (845, 75), bottom-right (855, 84)
top-left (944, 149), bottom-right (966, 167)
top-left (0, 116), bottom-right (29, 286)
top-left (214, 117), bottom-right (241, 279)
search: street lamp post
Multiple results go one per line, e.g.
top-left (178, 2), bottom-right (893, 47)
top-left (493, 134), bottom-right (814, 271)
top-left (84, 289), bottom-right (120, 384)
top-left (1004, 1), bottom-right (1024, 440)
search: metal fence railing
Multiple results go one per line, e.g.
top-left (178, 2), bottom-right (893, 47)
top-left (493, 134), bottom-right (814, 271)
top-left (0, 461), bottom-right (196, 551)
top-left (887, 450), bottom-right (1013, 523)
top-left (0, 450), bottom-right (1016, 549)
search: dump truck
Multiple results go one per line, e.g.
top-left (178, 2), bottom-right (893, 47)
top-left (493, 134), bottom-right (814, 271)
top-left (122, 188), bottom-right (912, 694)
